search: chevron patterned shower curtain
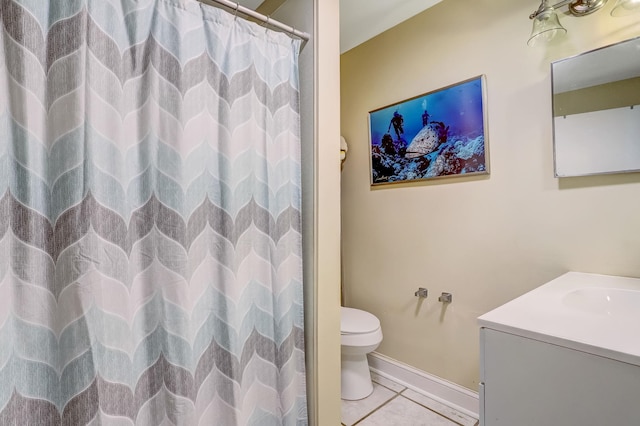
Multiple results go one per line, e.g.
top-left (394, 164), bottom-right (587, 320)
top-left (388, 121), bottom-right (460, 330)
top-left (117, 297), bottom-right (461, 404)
top-left (0, 0), bottom-right (306, 424)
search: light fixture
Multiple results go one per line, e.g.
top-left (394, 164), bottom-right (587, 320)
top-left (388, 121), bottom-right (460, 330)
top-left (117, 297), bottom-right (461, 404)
top-left (528, 1), bottom-right (567, 47)
top-left (566, 0), bottom-right (608, 15)
top-left (528, 0), bottom-right (640, 46)
top-left (610, 0), bottom-right (640, 16)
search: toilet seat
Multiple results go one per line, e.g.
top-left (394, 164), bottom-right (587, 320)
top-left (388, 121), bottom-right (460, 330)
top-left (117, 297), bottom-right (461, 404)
top-left (340, 306), bottom-right (383, 400)
top-left (341, 307), bottom-right (380, 334)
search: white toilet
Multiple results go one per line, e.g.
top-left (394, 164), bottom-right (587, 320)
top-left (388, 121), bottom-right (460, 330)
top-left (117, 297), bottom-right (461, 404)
top-left (340, 307), bottom-right (383, 400)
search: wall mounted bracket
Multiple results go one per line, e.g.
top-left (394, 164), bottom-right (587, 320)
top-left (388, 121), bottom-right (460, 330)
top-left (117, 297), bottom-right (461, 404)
top-left (438, 292), bottom-right (453, 303)
top-left (414, 288), bottom-right (428, 298)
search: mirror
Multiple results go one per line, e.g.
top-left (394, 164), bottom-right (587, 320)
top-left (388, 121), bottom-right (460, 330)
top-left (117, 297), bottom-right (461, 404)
top-left (551, 37), bottom-right (640, 177)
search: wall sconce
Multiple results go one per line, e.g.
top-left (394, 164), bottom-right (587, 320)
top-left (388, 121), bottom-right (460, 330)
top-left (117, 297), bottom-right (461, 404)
top-left (611, 0), bottom-right (640, 15)
top-left (528, 0), bottom-right (640, 46)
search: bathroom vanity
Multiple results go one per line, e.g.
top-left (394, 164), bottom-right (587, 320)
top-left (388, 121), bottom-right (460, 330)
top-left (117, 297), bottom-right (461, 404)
top-left (478, 272), bottom-right (640, 426)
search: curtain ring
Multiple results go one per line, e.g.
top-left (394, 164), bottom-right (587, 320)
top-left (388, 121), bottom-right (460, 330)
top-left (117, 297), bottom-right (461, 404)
top-left (264, 15), bottom-right (270, 30)
top-left (234, 2), bottom-right (239, 20)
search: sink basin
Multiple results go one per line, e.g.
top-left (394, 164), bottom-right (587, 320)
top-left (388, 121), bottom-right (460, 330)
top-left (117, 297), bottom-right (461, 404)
top-left (562, 287), bottom-right (640, 317)
top-left (479, 272), bottom-right (640, 368)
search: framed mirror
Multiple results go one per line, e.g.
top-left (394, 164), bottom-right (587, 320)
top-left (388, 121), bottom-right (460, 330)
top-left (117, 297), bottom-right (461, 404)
top-left (551, 37), bottom-right (640, 177)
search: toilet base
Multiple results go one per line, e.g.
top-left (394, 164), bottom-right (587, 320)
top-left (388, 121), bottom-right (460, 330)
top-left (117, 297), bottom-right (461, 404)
top-left (341, 352), bottom-right (374, 400)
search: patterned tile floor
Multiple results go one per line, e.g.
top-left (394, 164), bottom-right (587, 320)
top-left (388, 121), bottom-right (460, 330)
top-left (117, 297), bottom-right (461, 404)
top-left (341, 373), bottom-right (479, 426)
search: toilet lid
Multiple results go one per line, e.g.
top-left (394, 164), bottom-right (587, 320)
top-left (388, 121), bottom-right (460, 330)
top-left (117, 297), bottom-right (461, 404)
top-left (341, 307), bottom-right (380, 334)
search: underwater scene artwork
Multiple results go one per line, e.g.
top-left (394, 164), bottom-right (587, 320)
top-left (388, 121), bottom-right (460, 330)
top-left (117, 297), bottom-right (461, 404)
top-left (369, 75), bottom-right (489, 185)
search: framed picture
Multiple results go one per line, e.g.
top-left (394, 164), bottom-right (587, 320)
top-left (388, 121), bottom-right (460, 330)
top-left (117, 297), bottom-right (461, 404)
top-left (369, 75), bottom-right (489, 185)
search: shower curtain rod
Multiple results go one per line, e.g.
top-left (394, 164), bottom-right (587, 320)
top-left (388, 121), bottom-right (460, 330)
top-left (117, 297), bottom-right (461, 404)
top-left (199, 0), bottom-right (310, 42)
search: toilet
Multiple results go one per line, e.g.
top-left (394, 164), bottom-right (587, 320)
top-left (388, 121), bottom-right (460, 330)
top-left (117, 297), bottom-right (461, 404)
top-left (340, 307), bottom-right (383, 400)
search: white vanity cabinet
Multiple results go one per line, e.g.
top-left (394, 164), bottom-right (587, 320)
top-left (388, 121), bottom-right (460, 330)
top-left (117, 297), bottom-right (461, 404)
top-left (479, 328), bottom-right (640, 426)
top-left (477, 272), bottom-right (640, 426)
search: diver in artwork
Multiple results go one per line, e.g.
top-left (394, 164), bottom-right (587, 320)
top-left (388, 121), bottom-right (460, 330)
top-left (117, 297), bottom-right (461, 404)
top-left (421, 99), bottom-right (430, 127)
top-left (388, 110), bottom-right (404, 140)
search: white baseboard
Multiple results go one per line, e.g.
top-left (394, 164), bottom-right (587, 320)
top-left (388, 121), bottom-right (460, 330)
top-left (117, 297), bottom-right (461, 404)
top-left (367, 351), bottom-right (479, 418)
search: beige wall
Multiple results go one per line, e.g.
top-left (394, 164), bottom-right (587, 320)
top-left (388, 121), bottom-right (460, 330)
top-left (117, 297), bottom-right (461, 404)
top-left (314, 0), bottom-right (343, 424)
top-left (340, 0), bottom-right (640, 391)
top-left (313, 0), bottom-right (342, 423)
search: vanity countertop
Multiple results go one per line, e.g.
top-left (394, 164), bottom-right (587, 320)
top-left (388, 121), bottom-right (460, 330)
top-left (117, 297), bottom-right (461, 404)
top-left (478, 272), bottom-right (640, 367)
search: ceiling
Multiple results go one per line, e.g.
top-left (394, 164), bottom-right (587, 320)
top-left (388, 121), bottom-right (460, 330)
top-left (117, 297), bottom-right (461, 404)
top-left (339, 0), bottom-right (442, 53)
top-left (235, 0), bottom-right (443, 53)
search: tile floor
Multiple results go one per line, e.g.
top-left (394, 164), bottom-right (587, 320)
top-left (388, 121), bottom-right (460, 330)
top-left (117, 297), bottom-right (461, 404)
top-left (341, 373), bottom-right (479, 426)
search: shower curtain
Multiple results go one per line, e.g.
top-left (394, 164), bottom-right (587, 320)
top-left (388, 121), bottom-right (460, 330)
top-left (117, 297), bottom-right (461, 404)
top-left (0, 0), bottom-right (306, 424)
